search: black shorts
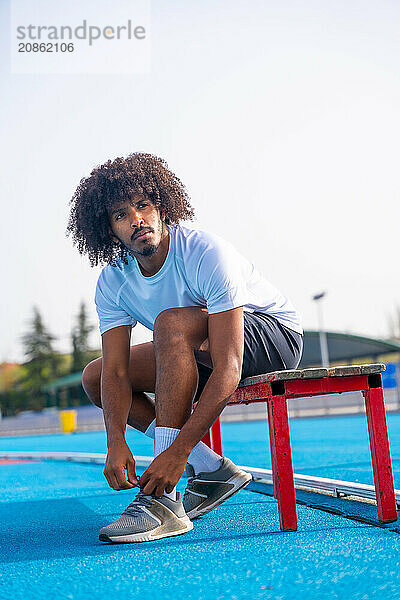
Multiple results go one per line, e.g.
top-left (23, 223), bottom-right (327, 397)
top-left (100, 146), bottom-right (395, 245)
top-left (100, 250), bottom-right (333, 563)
top-left (194, 312), bottom-right (303, 403)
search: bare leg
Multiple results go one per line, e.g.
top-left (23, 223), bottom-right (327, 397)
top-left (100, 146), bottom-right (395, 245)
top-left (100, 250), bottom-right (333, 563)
top-left (82, 307), bottom-right (212, 432)
top-left (82, 342), bottom-right (157, 433)
top-left (82, 312), bottom-right (212, 433)
top-left (153, 307), bottom-right (209, 428)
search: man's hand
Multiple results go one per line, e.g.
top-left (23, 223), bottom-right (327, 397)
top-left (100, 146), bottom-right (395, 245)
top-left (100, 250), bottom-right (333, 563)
top-left (104, 439), bottom-right (138, 490)
top-left (139, 446), bottom-right (188, 497)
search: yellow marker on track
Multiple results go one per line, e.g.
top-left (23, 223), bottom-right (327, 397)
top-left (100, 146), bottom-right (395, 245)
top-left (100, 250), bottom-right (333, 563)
top-left (59, 410), bottom-right (77, 434)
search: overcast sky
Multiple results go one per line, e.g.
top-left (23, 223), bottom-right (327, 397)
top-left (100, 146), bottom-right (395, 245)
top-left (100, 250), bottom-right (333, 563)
top-left (1, 0), bottom-right (399, 363)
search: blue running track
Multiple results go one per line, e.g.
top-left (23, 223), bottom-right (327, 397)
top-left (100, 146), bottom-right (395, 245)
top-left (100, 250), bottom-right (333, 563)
top-left (0, 414), bottom-right (399, 600)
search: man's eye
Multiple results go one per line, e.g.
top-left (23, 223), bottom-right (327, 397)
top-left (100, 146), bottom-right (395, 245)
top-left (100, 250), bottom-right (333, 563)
top-left (115, 212), bottom-right (125, 220)
top-left (139, 203), bottom-right (148, 208)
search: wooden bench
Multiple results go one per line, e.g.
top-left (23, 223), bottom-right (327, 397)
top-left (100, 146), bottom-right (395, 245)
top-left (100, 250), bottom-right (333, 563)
top-left (202, 363), bottom-right (397, 531)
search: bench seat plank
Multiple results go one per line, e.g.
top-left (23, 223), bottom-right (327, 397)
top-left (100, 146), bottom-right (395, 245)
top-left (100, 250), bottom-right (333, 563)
top-left (239, 363), bottom-right (386, 388)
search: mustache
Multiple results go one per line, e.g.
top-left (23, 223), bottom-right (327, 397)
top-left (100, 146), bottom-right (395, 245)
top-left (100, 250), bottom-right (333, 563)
top-left (131, 228), bottom-right (152, 241)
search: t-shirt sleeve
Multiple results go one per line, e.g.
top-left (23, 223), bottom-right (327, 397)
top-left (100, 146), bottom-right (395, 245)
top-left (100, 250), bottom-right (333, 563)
top-left (95, 273), bottom-right (136, 335)
top-left (196, 238), bottom-right (248, 314)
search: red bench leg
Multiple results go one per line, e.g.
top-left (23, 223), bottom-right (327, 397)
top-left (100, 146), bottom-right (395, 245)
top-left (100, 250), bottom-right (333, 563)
top-left (363, 383), bottom-right (397, 523)
top-left (202, 429), bottom-right (212, 448)
top-left (211, 418), bottom-right (223, 455)
top-left (202, 419), bottom-right (223, 454)
top-left (267, 401), bottom-right (278, 498)
top-left (267, 395), bottom-right (298, 531)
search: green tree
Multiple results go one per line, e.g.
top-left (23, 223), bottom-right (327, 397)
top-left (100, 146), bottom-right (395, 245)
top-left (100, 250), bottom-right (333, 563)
top-left (19, 306), bottom-right (61, 410)
top-left (71, 301), bottom-right (95, 373)
top-left (0, 388), bottom-right (28, 417)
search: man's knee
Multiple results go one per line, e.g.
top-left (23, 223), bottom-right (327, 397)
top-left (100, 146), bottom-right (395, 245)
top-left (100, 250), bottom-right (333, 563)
top-left (82, 358), bottom-right (102, 407)
top-left (153, 307), bottom-right (208, 350)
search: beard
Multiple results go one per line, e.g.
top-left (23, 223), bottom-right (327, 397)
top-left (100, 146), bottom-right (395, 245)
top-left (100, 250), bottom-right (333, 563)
top-left (118, 220), bottom-right (164, 259)
top-left (124, 240), bottom-right (159, 258)
top-left (134, 220), bottom-right (164, 257)
top-left (137, 243), bottom-right (158, 257)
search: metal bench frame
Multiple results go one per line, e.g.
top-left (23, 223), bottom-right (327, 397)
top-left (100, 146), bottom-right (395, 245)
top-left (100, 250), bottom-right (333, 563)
top-left (202, 363), bottom-right (398, 531)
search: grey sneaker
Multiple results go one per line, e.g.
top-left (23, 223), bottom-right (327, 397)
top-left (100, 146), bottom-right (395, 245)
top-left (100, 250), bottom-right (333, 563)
top-left (99, 490), bottom-right (193, 543)
top-left (183, 457), bottom-right (252, 519)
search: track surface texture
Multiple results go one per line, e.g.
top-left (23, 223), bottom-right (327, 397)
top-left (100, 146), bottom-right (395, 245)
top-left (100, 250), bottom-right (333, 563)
top-left (0, 413), bottom-right (399, 600)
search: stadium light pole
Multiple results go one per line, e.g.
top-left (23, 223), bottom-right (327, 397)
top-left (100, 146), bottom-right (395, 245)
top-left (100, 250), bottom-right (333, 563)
top-left (312, 291), bottom-right (330, 368)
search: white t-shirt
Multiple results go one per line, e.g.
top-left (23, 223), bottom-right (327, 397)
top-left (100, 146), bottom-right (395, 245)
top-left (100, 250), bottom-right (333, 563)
top-left (95, 224), bottom-right (303, 336)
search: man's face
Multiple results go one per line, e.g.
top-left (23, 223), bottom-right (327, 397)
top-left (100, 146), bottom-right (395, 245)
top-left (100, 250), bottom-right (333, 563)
top-left (108, 193), bottom-right (165, 257)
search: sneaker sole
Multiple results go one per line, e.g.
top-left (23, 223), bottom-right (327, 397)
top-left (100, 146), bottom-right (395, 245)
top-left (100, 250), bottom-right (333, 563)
top-left (186, 471), bottom-right (252, 520)
top-left (99, 516), bottom-right (193, 544)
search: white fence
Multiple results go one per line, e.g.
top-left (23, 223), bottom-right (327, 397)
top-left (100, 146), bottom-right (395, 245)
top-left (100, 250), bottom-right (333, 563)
top-left (0, 388), bottom-right (399, 436)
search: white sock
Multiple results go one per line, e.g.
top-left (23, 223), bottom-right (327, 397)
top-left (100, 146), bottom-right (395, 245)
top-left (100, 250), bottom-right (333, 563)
top-left (188, 440), bottom-right (223, 475)
top-left (146, 419), bottom-right (222, 476)
top-left (154, 426), bottom-right (180, 500)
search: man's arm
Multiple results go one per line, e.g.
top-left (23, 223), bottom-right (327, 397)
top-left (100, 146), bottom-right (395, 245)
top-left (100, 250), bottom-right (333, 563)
top-left (140, 307), bottom-right (243, 496)
top-left (101, 325), bottom-right (138, 490)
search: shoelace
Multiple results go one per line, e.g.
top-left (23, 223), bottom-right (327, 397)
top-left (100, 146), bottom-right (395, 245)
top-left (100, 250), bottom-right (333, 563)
top-left (183, 475), bottom-right (196, 501)
top-left (122, 491), bottom-right (154, 517)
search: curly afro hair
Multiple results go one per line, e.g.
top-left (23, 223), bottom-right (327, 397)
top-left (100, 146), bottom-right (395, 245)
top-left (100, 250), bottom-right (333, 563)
top-left (66, 152), bottom-right (195, 267)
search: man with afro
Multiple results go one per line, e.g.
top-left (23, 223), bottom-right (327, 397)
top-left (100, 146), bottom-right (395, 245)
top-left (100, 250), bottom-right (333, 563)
top-left (67, 152), bottom-right (303, 543)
